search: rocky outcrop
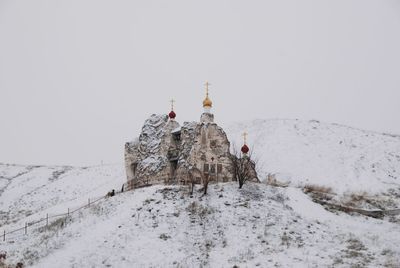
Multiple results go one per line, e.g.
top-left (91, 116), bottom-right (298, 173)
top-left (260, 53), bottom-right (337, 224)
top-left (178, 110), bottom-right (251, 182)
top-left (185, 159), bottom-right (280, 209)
top-left (125, 114), bottom-right (180, 187)
top-left (125, 113), bottom-right (258, 189)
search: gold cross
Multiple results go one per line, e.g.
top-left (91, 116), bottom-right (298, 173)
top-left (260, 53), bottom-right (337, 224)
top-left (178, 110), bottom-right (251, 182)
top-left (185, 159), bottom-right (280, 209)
top-left (170, 99), bottom-right (175, 111)
top-left (204, 81), bottom-right (210, 97)
top-left (242, 132), bottom-right (248, 145)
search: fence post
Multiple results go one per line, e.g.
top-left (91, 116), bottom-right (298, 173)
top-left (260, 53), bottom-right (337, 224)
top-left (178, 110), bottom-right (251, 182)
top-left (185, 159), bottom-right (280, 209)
top-left (88, 198), bottom-right (90, 207)
top-left (3, 230), bottom-right (5, 241)
top-left (46, 214), bottom-right (49, 226)
top-left (25, 222), bottom-right (27, 235)
top-left (68, 208), bottom-right (70, 217)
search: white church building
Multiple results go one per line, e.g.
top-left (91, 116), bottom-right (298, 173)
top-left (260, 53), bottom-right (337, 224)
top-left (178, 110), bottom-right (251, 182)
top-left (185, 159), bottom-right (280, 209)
top-left (124, 82), bottom-right (257, 190)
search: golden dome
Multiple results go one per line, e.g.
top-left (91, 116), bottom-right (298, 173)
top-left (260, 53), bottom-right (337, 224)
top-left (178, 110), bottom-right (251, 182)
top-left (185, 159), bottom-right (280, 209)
top-left (203, 81), bottom-right (213, 107)
top-left (203, 96), bottom-right (212, 107)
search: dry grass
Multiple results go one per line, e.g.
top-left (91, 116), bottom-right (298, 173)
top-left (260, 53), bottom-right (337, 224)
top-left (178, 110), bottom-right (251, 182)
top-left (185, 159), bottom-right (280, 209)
top-left (303, 184), bottom-right (334, 201)
top-left (303, 184), bottom-right (333, 194)
top-left (186, 201), bottom-right (214, 220)
top-left (265, 174), bottom-right (289, 188)
top-left (349, 192), bottom-right (369, 202)
top-left (342, 192), bottom-right (369, 207)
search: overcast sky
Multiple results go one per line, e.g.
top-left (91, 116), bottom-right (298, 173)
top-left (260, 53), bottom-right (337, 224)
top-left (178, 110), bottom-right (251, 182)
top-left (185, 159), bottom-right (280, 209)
top-left (0, 0), bottom-right (399, 166)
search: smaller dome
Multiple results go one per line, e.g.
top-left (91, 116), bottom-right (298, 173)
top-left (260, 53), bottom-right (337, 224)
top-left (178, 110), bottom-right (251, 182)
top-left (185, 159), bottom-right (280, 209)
top-left (241, 144), bottom-right (249, 154)
top-left (169, 110), bottom-right (176, 119)
top-left (203, 97), bottom-right (212, 108)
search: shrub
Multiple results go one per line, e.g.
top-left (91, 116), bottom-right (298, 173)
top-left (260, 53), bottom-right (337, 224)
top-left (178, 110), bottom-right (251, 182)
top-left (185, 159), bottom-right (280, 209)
top-left (303, 184), bottom-right (333, 194)
top-left (159, 233), bottom-right (171, 241)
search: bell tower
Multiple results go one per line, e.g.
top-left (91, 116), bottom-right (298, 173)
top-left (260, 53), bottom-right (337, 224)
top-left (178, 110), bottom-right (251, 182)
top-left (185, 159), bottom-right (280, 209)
top-left (200, 81), bottom-right (214, 123)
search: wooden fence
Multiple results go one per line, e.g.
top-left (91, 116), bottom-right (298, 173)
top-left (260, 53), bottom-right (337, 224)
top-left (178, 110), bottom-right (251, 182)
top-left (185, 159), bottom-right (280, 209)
top-left (1, 194), bottom-right (109, 242)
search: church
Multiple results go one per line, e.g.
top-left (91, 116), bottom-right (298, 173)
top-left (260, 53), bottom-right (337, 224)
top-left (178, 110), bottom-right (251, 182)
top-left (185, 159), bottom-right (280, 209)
top-left (124, 82), bottom-right (258, 190)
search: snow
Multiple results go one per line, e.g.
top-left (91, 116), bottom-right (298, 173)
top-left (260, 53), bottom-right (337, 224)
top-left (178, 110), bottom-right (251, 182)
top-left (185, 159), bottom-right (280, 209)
top-left (2, 182), bottom-right (399, 267)
top-left (226, 119), bottom-right (400, 195)
top-left (1, 119), bottom-right (400, 267)
top-left (138, 114), bottom-right (168, 154)
top-left (286, 187), bottom-right (334, 221)
top-left (0, 164), bottom-right (125, 228)
top-left (171, 126), bottom-right (181, 134)
top-left (139, 155), bottom-right (168, 174)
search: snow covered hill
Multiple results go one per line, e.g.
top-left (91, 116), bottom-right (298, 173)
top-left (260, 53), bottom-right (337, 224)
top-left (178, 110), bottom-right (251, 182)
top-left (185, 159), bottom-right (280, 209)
top-left (1, 119), bottom-right (400, 267)
top-left (226, 119), bottom-right (400, 195)
top-left (1, 183), bottom-right (400, 267)
top-left (0, 163), bottom-right (125, 227)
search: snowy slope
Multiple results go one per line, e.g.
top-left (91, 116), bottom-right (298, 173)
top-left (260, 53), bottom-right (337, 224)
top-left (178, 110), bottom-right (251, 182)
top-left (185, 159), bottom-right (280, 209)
top-left (1, 119), bottom-right (400, 267)
top-left (2, 183), bottom-right (400, 267)
top-left (226, 119), bottom-right (400, 194)
top-left (0, 163), bottom-right (125, 228)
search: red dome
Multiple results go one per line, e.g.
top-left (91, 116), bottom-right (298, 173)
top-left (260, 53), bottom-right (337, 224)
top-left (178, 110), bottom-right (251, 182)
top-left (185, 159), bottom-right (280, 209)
top-left (241, 144), bottom-right (249, 154)
top-left (169, 110), bottom-right (176, 119)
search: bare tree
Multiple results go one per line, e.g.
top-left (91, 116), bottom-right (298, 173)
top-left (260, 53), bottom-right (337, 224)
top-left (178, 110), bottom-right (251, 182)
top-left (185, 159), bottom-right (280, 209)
top-left (188, 167), bottom-right (202, 196)
top-left (229, 144), bottom-right (258, 189)
top-left (203, 173), bottom-right (210, 195)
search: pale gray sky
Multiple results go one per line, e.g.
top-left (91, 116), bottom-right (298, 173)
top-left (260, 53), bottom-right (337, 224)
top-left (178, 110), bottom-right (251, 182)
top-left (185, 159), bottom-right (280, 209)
top-left (1, 0), bottom-right (399, 166)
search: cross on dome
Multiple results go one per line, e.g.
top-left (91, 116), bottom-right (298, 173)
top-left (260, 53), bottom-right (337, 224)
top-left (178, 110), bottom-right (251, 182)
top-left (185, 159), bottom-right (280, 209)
top-left (203, 81), bottom-right (213, 108)
top-left (241, 132), bottom-right (250, 154)
top-left (169, 98), bottom-right (176, 119)
top-left (242, 132), bottom-right (248, 145)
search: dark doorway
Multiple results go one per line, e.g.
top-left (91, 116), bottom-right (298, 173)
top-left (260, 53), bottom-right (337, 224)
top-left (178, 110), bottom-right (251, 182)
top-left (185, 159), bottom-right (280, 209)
top-left (170, 160), bottom-right (178, 181)
top-left (131, 163), bottom-right (138, 177)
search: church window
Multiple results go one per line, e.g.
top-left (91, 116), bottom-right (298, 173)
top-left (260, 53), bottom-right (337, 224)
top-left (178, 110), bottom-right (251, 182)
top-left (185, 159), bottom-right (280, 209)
top-left (210, 164), bottom-right (216, 174)
top-left (203, 164), bottom-right (209, 173)
top-left (217, 164), bottom-right (223, 173)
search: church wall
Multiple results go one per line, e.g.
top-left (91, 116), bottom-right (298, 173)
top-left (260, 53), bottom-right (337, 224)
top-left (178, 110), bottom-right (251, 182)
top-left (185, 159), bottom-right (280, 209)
top-left (124, 112), bottom-right (259, 189)
top-left (124, 142), bottom-right (139, 182)
top-left (124, 115), bottom-right (180, 189)
top-left (182, 122), bottom-right (235, 184)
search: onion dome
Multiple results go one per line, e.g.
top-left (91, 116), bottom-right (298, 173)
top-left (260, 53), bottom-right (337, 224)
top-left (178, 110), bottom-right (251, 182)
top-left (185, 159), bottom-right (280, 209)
top-left (169, 99), bottom-right (176, 119)
top-left (241, 132), bottom-right (249, 154)
top-left (241, 144), bottom-right (249, 154)
top-left (203, 97), bottom-right (212, 108)
top-left (169, 110), bottom-right (176, 119)
top-left (203, 81), bottom-right (213, 108)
